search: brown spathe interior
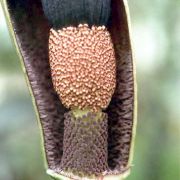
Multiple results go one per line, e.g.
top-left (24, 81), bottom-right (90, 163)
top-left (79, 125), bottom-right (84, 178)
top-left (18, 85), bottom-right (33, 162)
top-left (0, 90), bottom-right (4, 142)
top-left (7, 0), bottom-right (134, 176)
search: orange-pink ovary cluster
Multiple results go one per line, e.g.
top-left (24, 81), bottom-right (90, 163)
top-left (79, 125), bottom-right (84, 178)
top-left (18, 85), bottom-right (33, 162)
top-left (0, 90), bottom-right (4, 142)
top-left (49, 24), bottom-right (116, 111)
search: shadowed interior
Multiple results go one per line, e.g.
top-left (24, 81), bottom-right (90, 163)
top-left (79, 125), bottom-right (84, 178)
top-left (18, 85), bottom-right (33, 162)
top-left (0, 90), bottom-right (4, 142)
top-left (106, 0), bottom-right (134, 170)
top-left (8, 0), bottom-right (66, 170)
top-left (7, 0), bottom-right (134, 176)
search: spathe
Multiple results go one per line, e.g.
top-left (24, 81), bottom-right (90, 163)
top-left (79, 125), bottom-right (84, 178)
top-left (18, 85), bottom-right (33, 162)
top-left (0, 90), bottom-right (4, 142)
top-left (1, 0), bottom-right (137, 179)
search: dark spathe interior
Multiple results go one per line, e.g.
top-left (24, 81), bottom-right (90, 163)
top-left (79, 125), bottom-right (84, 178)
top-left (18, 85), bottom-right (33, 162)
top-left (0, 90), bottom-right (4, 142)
top-left (7, 0), bottom-right (134, 176)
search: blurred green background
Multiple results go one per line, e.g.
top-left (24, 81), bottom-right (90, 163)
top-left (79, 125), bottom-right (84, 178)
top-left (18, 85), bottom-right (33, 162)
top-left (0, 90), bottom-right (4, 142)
top-left (0, 0), bottom-right (180, 180)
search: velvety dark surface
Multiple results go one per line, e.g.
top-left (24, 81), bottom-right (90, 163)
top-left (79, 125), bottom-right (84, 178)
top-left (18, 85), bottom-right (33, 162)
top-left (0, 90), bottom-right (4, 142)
top-left (8, 0), bottom-right (67, 170)
top-left (7, 0), bottom-right (134, 176)
top-left (106, 0), bottom-right (134, 170)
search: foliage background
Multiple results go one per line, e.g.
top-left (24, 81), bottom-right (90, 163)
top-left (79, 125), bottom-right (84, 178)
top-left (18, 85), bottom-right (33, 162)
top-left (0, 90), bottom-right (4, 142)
top-left (0, 0), bottom-right (180, 179)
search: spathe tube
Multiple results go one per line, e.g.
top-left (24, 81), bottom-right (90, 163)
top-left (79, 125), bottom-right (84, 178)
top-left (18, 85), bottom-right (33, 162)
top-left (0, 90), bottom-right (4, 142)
top-left (1, 0), bottom-right (137, 179)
